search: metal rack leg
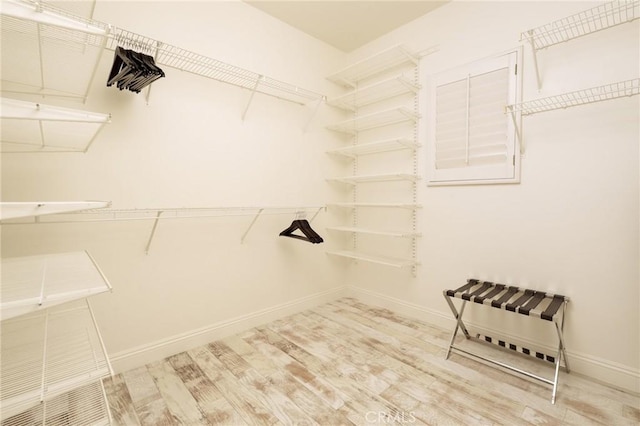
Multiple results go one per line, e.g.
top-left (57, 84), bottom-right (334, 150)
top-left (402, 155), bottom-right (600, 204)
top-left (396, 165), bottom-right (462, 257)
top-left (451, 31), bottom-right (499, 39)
top-left (444, 296), bottom-right (470, 359)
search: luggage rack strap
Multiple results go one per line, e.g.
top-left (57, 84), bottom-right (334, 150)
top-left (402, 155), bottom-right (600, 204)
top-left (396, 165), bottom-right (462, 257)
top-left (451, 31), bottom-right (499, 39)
top-left (443, 278), bottom-right (568, 321)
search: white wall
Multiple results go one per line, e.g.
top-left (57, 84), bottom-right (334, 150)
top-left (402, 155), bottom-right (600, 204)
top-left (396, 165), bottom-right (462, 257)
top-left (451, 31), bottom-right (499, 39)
top-left (344, 1), bottom-right (639, 392)
top-left (1, 0), bottom-right (348, 371)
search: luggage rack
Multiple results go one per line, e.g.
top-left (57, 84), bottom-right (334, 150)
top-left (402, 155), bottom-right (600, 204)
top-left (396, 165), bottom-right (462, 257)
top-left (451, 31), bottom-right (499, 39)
top-left (443, 279), bottom-right (570, 404)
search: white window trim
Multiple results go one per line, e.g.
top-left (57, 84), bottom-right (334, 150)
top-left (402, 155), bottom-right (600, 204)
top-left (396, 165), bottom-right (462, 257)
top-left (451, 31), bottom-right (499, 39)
top-left (426, 48), bottom-right (522, 186)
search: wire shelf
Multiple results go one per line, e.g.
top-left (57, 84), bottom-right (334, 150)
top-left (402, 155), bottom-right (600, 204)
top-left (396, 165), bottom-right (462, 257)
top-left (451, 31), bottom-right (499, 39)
top-left (0, 299), bottom-right (112, 419)
top-left (521, 0), bottom-right (640, 50)
top-left (327, 107), bottom-right (419, 134)
top-left (327, 226), bottom-right (421, 238)
top-left (505, 78), bottom-right (640, 116)
top-left (1, 0), bottom-right (323, 106)
top-left (327, 173), bottom-right (421, 185)
top-left (327, 203), bottom-right (422, 209)
top-left (326, 75), bottom-right (420, 111)
top-left (0, 98), bottom-right (111, 153)
top-left (327, 45), bottom-right (419, 87)
top-left (0, 201), bottom-right (110, 220)
top-left (326, 137), bottom-right (420, 158)
top-left (326, 250), bottom-right (419, 268)
top-left (1, 380), bottom-right (111, 426)
top-left (0, 0), bottom-right (109, 100)
top-left (2, 205), bottom-right (327, 224)
top-left (106, 28), bottom-right (324, 105)
top-left (1, 251), bottom-right (112, 321)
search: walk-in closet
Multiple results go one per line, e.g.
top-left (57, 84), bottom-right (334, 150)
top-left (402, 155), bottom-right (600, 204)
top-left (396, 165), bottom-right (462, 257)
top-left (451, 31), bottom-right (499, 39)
top-left (1, 0), bottom-right (639, 424)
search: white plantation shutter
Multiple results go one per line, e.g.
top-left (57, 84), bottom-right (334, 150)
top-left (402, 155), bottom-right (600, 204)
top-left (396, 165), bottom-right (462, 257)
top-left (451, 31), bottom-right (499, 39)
top-left (428, 51), bottom-right (520, 185)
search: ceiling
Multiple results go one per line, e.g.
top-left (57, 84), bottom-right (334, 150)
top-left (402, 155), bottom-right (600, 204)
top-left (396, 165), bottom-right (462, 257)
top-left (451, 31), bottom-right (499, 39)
top-left (244, 1), bottom-right (449, 52)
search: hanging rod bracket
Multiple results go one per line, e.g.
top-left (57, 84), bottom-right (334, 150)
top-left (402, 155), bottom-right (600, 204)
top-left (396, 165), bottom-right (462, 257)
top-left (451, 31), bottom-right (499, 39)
top-left (145, 210), bottom-right (163, 254)
top-left (241, 208), bottom-right (264, 244)
top-left (242, 76), bottom-right (263, 121)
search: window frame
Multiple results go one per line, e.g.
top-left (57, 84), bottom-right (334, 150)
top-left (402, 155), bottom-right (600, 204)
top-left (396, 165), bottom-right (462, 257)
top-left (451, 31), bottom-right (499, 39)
top-left (426, 48), bottom-right (522, 186)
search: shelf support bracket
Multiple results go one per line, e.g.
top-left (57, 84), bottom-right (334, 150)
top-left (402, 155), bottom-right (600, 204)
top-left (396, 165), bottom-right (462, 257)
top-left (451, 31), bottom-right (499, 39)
top-left (302, 97), bottom-right (325, 133)
top-left (507, 108), bottom-right (525, 154)
top-left (145, 210), bottom-right (163, 254)
top-left (309, 206), bottom-right (324, 223)
top-left (527, 31), bottom-right (542, 91)
top-left (242, 76), bottom-right (262, 121)
top-left (145, 41), bottom-right (162, 106)
top-left (241, 208), bottom-right (263, 244)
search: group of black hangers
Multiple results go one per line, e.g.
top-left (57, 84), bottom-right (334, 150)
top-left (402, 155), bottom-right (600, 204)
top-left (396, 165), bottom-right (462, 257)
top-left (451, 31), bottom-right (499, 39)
top-left (107, 46), bottom-right (165, 93)
top-left (279, 219), bottom-right (323, 244)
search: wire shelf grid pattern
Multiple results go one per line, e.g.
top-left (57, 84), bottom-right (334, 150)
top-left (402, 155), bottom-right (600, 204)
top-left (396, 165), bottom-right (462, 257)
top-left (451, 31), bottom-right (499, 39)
top-left (506, 78), bottom-right (640, 116)
top-left (522, 1), bottom-right (639, 50)
top-left (106, 28), bottom-right (323, 105)
top-left (2, 0), bottom-right (323, 105)
top-left (1, 380), bottom-right (110, 426)
top-left (0, 300), bottom-right (112, 419)
top-left (0, 98), bottom-right (110, 153)
top-left (1, 251), bottom-right (112, 321)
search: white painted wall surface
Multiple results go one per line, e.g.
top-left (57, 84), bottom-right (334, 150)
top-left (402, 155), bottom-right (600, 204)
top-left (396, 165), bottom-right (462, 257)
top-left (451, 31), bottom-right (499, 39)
top-left (1, 0), bottom-right (348, 371)
top-left (343, 1), bottom-right (639, 392)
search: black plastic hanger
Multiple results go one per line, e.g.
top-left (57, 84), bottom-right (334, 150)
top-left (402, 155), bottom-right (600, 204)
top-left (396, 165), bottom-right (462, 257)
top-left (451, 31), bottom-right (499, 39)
top-left (279, 219), bottom-right (323, 244)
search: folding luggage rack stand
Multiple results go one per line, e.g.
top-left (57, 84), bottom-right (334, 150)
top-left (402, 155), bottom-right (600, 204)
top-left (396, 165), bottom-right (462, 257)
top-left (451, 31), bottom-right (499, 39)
top-left (443, 279), bottom-right (570, 404)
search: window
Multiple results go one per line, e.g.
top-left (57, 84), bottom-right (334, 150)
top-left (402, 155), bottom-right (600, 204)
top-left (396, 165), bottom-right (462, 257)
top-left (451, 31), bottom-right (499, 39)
top-left (426, 50), bottom-right (521, 185)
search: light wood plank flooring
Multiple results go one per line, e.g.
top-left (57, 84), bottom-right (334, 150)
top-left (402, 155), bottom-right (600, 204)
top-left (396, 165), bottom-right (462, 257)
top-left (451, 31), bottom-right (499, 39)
top-left (104, 298), bottom-right (640, 425)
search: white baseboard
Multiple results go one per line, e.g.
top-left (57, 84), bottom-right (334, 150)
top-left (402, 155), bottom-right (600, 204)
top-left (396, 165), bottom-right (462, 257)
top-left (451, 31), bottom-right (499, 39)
top-left (346, 285), bottom-right (640, 394)
top-left (109, 286), bottom-right (348, 373)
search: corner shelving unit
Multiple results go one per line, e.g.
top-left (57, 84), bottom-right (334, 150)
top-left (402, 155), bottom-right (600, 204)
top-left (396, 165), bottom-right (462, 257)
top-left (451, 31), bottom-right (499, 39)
top-left (325, 45), bottom-right (422, 273)
top-left (0, 205), bottom-right (114, 425)
top-left (521, 0), bottom-right (639, 89)
top-left (0, 98), bottom-right (111, 153)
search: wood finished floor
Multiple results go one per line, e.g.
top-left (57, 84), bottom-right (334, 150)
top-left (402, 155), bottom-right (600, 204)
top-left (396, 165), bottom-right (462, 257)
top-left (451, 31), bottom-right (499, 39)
top-left (104, 298), bottom-right (640, 425)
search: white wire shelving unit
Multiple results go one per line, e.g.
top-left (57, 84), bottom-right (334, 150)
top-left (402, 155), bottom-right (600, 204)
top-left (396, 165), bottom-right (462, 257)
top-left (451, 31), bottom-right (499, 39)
top-left (327, 173), bottom-right (421, 185)
top-left (0, 98), bottom-right (111, 153)
top-left (505, 78), bottom-right (640, 145)
top-left (521, 0), bottom-right (640, 89)
top-left (1, 251), bottom-right (113, 321)
top-left (1, 0), bottom-right (324, 108)
top-left (326, 75), bottom-right (420, 111)
top-left (0, 201), bottom-right (110, 220)
top-left (326, 250), bottom-right (419, 269)
top-left (326, 137), bottom-right (420, 159)
top-left (327, 107), bottom-right (419, 135)
top-left (2, 205), bottom-right (327, 251)
top-left (1, 380), bottom-right (111, 426)
top-left (0, 299), bottom-right (113, 420)
top-left (327, 45), bottom-right (419, 87)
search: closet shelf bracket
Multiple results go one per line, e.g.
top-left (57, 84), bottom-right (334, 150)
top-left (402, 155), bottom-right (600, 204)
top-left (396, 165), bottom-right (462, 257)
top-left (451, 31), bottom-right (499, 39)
top-left (145, 211), bottom-right (163, 254)
top-left (242, 76), bottom-right (264, 121)
top-left (303, 97), bottom-right (326, 133)
top-left (241, 208), bottom-right (264, 244)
